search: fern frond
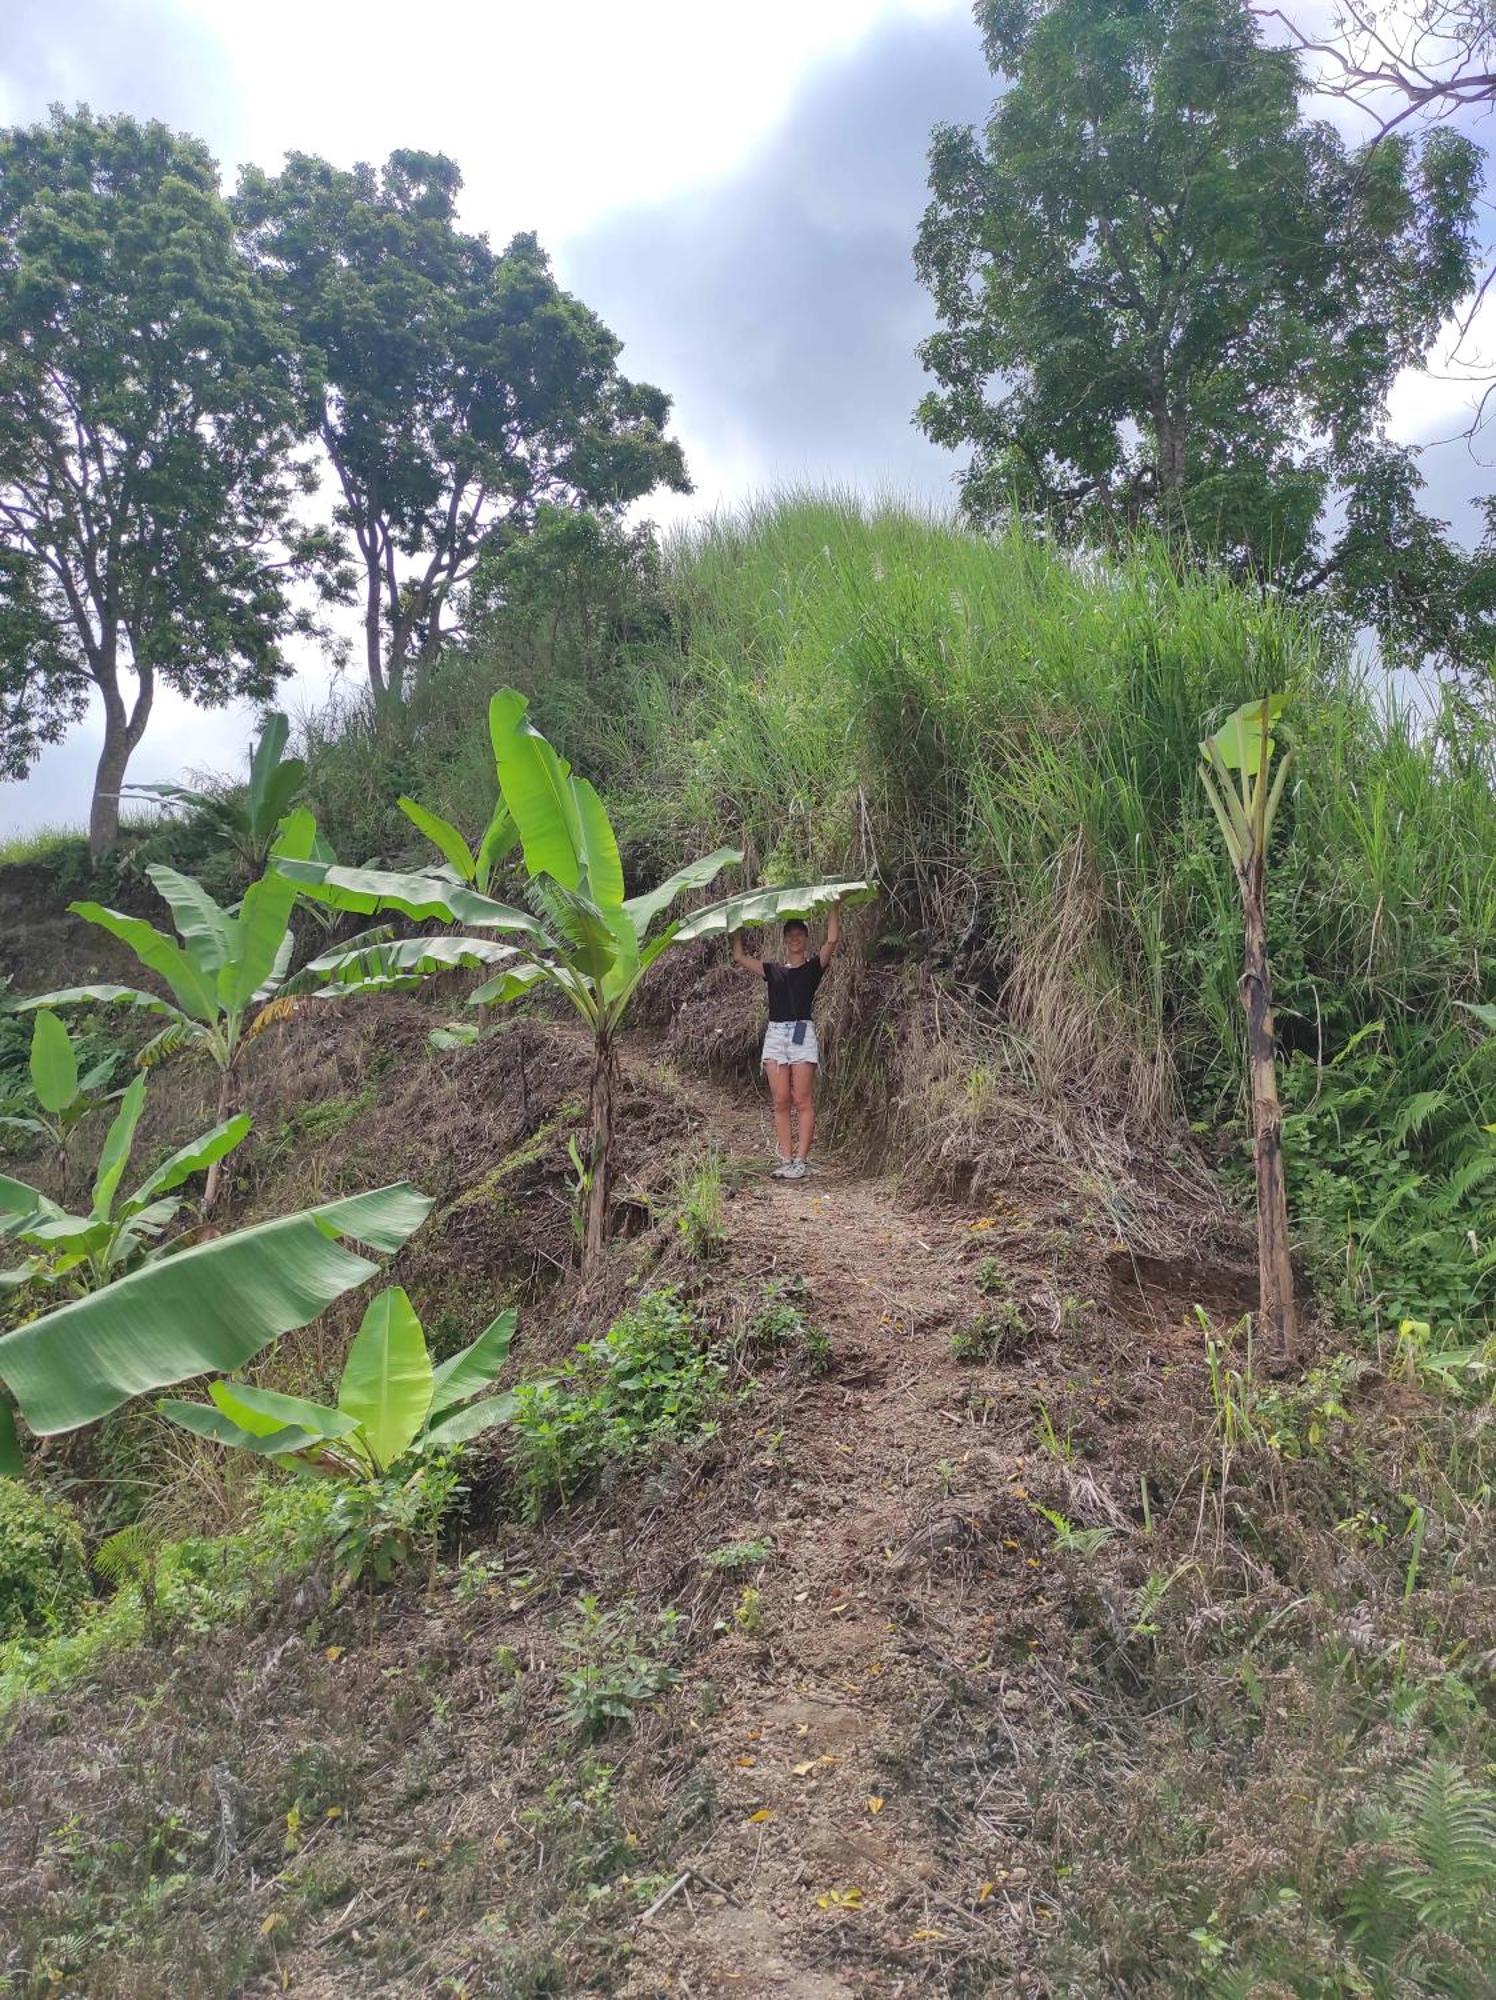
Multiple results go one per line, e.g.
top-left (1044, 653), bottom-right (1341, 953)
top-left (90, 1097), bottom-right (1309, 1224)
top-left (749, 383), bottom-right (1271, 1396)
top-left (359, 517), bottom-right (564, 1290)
top-left (1390, 1089), bottom-right (1453, 1146)
top-left (94, 1522), bottom-right (157, 1589)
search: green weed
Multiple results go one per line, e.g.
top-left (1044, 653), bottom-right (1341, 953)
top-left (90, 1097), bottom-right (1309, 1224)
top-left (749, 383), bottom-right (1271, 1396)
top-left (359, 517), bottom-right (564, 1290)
top-left (509, 1290), bottom-right (724, 1520)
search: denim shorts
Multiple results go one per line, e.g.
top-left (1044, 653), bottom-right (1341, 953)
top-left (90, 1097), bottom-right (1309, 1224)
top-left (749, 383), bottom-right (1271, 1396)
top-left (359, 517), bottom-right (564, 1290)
top-left (762, 1020), bottom-right (819, 1067)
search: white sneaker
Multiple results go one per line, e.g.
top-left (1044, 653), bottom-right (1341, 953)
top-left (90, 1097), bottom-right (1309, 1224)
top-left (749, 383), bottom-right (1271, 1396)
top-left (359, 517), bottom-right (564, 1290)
top-left (770, 1158), bottom-right (795, 1179)
top-left (782, 1159), bottom-right (808, 1180)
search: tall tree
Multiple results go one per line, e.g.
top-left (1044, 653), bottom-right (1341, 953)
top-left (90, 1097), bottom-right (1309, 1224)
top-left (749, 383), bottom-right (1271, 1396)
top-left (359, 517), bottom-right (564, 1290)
top-left (916, 0), bottom-right (1494, 673)
top-left (234, 151), bottom-right (690, 712)
top-left (0, 108), bottom-right (322, 854)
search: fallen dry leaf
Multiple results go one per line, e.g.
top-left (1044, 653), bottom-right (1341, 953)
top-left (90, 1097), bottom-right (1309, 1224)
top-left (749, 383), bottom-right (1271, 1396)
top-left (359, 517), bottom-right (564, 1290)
top-left (745, 1808), bottom-right (774, 1824)
top-left (815, 1886), bottom-right (864, 1911)
top-left (866, 1796), bottom-right (885, 1814)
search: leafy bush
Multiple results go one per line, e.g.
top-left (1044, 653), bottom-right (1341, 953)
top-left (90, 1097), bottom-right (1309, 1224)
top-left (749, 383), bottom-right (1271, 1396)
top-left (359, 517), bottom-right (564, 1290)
top-left (0, 1480), bottom-right (335, 1709)
top-left (558, 1594), bottom-right (681, 1735)
top-left (509, 1289), bottom-right (724, 1520)
top-left (0, 1477), bottom-right (89, 1640)
top-left (1280, 1035), bottom-right (1496, 1338)
top-left (328, 1451), bottom-right (467, 1585)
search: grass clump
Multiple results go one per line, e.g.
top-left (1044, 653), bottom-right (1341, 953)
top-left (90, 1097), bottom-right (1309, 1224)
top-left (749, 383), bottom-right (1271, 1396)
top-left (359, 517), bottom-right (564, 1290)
top-left (674, 1148), bottom-right (726, 1259)
top-left (950, 1299), bottom-right (1029, 1362)
top-left (746, 1276), bottom-right (831, 1378)
top-left (509, 1289), bottom-right (724, 1520)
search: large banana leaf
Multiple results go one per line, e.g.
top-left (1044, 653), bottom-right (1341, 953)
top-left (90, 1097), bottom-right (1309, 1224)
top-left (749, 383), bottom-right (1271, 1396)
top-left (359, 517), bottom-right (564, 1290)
top-left (209, 1377), bottom-right (357, 1442)
top-left (673, 879), bottom-right (875, 941)
top-left (249, 713), bottom-right (306, 835)
top-left (279, 859), bottom-right (551, 942)
top-left (29, 1011), bottom-right (77, 1115)
top-left (0, 1183), bottom-right (432, 1436)
top-left (0, 1175), bottom-right (62, 1225)
top-left (126, 1114), bottom-right (251, 1212)
top-left (1204, 695), bottom-right (1286, 773)
top-left (398, 796), bottom-right (479, 880)
top-left (156, 1401), bottom-right (328, 1457)
top-left (148, 867), bottom-right (233, 978)
top-left (474, 798), bottom-right (519, 891)
top-left (423, 1391), bottom-right (519, 1447)
top-left (490, 690), bottom-right (584, 890)
top-left (339, 1286), bottom-right (433, 1471)
top-left (429, 1307), bottom-right (516, 1418)
top-left (221, 808), bottom-right (316, 1012)
top-left (91, 1075), bottom-right (147, 1219)
top-left (623, 848), bottom-right (742, 940)
top-left (12, 982), bottom-right (188, 1024)
top-left (467, 961), bottom-right (552, 1008)
top-left (295, 934), bottom-right (520, 996)
top-left (572, 776), bottom-right (625, 908)
top-left (61, 906), bottom-right (219, 1023)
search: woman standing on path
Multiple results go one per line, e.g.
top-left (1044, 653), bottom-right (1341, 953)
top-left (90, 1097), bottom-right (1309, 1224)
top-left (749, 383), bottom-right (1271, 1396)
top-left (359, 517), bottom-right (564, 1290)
top-left (730, 902), bottom-right (841, 1178)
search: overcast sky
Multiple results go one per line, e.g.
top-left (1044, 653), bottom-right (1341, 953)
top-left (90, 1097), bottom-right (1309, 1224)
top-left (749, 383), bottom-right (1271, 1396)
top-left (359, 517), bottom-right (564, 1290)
top-left (1, 0), bottom-right (1491, 831)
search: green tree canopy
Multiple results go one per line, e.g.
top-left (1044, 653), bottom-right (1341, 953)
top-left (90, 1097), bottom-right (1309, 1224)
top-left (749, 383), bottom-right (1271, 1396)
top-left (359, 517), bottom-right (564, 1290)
top-left (0, 108), bottom-right (325, 854)
top-left (916, 0), bottom-right (1495, 672)
top-left (233, 149), bottom-right (691, 710)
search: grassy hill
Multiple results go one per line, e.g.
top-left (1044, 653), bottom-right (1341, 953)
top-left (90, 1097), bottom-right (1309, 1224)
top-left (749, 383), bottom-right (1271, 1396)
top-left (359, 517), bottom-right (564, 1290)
top-left (0, 497), bottom-right (1493, 1996)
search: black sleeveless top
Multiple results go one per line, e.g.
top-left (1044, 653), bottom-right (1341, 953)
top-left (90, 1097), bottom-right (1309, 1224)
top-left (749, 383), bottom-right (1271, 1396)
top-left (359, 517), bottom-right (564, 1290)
top-left (764, 957), bottom-right (825, 1024)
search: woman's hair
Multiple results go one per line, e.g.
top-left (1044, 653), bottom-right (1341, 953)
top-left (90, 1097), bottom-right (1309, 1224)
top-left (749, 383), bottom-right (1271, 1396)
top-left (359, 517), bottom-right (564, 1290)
top-left (783, 918), bottom-right (809, 939)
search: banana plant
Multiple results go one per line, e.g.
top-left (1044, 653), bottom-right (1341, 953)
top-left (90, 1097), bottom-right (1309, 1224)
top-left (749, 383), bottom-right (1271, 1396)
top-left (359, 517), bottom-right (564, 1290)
top-left (160, 1287), bottom-right (524, 1475)
top-left (12, 810), bottom-right (514, 1214)
top-left (0, 1180), bottom-right (432, 1477)
top-left (0, 1072), bottom-right (249, 1294)
top-left (126, 710), bottom-right (307, 877)
top-left (1198, 694), bottom-right (1296, 1360)
top-left (0, 1010), bottom-right (118, 1174)
top-left (280, 690), bottom-right (872, 1266)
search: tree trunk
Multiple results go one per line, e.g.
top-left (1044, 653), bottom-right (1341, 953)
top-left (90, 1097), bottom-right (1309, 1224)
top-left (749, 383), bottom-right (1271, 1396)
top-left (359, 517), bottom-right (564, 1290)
top-left (583, 1030), bottom-right (616, 1273)
top-left (88, 657), bottom-right (152, 859)
top-left (364, 558), bottom-right (390, 714)
top-left (201, 1066), bottom-right (236, 1220)
top-left (1239, 882), bottom-right (1297, 1362)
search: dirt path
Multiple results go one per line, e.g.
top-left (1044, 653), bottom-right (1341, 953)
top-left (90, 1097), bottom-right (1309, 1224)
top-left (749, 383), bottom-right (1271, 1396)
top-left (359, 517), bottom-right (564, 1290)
top-left (621, 1065), bottom-right (1050, 1998)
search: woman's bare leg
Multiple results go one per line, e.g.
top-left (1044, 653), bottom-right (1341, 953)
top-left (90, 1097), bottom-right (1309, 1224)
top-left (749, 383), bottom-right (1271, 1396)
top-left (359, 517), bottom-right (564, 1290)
top-left (765, 1060), bottom-right (794, 1160)
top-left (790, 1064), bottom-right (816, 1162)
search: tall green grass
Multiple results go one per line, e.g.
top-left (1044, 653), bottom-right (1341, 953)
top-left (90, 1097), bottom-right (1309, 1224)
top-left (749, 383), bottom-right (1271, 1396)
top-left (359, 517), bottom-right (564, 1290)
top-left (523, 499), bottom-right (1494, 1109)
top-left (298, 491), bottom-right (1496, 1322)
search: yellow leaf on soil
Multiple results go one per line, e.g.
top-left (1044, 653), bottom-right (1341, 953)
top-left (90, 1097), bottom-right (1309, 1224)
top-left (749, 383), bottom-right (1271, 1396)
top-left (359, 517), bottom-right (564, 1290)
top-left (909, 1927), bottom-right (944, 1941)
top-left (735, 1755), bottom-right (756, 1768)
top-left (815, 1886), bottom-right (864, 1910)
top-left (866, 1797), bottom-right (885, 1814)
top-left (977, 1881), bottom-right (995, 1903)
top-left (324, 1645), bottom-right (344, 1661)
top-left (746, 1808), bottom-right (774, 1824)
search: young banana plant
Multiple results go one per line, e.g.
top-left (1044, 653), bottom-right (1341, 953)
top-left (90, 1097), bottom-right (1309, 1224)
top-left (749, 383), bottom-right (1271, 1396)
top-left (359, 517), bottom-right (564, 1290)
top-left (12, 809), bottom-right (514, 1214)
top-left (0, 1180), bottom-right (432, 1477)
top-left (281, 690), bottom-right (873, 1267)
top-left (1197, 694), bottom-right (1297, 1360)
top-left (0, 1010), bottom-right (119, 1187)
top-left (0, 1072), bottom-right (248, 1294)
top-left (125, 710), bottom-right (308, 877)
top-left (160, 1287), bottom-right (525, 1476)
